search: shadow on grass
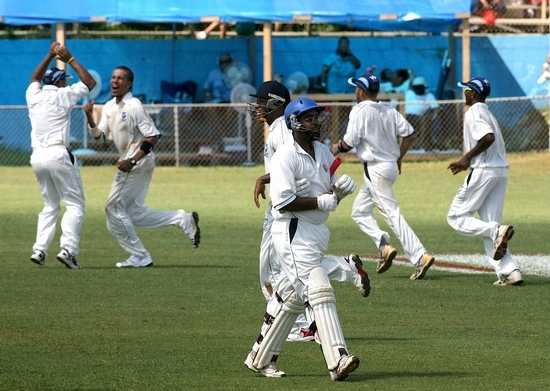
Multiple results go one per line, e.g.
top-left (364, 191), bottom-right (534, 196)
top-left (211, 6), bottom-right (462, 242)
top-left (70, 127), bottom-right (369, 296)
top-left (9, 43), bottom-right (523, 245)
top-left (348, 370), bottom-right (470, 382)
top-left (79, 264), bottom-right (240, 270)
top-left (290, 370), bottom-right (469, 382)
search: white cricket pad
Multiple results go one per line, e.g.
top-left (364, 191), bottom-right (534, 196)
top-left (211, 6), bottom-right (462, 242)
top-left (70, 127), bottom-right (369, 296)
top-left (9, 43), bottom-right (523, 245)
top-left (308, 267), bottom-right (348, 371)
top-left (253, 292), bottom-right (304, 369)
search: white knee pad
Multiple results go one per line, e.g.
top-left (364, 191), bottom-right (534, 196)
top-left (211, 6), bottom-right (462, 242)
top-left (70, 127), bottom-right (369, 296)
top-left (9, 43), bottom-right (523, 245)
top-left (309, 267), bottom-right (348, 371)
top-left (253, 291), bottom-right (304, 369)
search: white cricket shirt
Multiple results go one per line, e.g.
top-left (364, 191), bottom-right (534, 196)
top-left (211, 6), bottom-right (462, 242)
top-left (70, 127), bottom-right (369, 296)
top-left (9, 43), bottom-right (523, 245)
top-left (263, 115), bottom-right (293, 174)
top-left (27, 82), bottom-right (90, 151)
top-left (463, 102), bottom-right (509, 168)
top-left (270, 140), bottom-right (336, 224)
top-left (97, 92), bottom-right (160, 160)
top-left (342, 100), bottom-right (414, 162)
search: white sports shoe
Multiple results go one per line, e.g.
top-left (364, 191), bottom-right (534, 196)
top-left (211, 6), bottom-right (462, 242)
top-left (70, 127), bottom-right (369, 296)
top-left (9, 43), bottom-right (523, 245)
top-left (346, 254), bottom-right (371, 297)
top-left (286, 324), bottom-right (315, 342)
top-left (244, 352), bottom-right (286, 377)
top-left (494, 269), bottom-right (524, 286)
top-left (330, 354), bottom-right (360, 381)
top-left (56, 248), bottom-right (81, 269)
top-left (179, 211), bottom-right (201, 248)
top-left (116, 255), bottom-right (153, 268)
top-left (493, 225), bottom-right (514, 261)
top-left (30, 250), bottom-right (45, 266)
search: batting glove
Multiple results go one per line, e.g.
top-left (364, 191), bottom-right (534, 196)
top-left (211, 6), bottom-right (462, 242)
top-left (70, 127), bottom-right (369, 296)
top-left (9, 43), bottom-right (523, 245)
top-left (317, 193), bottom-right (338, 212)
top-left (295, 178), bottom-right (311, 197)
top-left (331, 174), bottom-right (357, 200)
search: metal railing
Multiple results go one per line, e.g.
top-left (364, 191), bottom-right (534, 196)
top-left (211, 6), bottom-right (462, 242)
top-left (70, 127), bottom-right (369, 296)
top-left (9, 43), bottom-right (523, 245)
top-left (2, 96), bottom-right (548, 166)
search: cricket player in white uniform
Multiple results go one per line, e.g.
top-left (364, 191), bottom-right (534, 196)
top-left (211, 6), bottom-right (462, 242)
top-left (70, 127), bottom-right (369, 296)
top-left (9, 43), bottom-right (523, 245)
top-left (332, 72), bottom-right (435, 280)
top-left (245, 97), bottom-right (360, 381)
top-left (248, 82), bottom-right (370, 343)
top-left (448, 77), bottom-right (523, 286)
top-left (27, 42), bottom-right (96, 269)
top-left (84, 66), bottom-right (199, 268)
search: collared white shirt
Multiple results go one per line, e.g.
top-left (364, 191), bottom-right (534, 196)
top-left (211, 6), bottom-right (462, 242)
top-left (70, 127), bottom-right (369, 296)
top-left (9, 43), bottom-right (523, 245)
top-left (97, 92), bottom-right (160, 160)
top-left (270, 140), bottom-right (336, 224)
top-left (343, 100), bottom-right (414, 162)
top-left (27, 81), bottom-right (90, 150)
top-left (464, 102), bottom-right (509, 168)
top-left (263, 115), bottom-right (293, 174)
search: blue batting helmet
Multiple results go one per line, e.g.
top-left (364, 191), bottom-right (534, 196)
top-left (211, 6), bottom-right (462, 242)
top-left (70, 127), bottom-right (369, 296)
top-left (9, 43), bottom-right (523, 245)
top-left (284, 97), bottom-right (326, 130)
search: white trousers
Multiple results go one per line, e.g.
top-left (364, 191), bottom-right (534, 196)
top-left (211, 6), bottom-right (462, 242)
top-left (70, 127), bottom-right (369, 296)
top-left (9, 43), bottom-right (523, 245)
top-left (254, 218), bottom-right (354, 350)
top-left (259, 204), bottom-right (280, 300)
top-left (447, 167), bottom-right (518, 276)
top-left (352, 161), bottom-right (426, 264)
top-left (105, 156), bottom-right (182, 258)
top-left (270, 218), bottom-right (356, 302)
top-left (31, 149), bottom-right (85, 256)
top-left (261, 207), bottom-right (359, 298)
top-left (259, 207), bottom-right (360, 342)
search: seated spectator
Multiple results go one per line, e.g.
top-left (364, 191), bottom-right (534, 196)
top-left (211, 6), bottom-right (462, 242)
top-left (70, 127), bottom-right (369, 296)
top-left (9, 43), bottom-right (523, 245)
top-left (390, 69), bottom-right (414, 93)
top-left (471, 0), bottom-right (507, 30)
top-left (320, 37), bottom-right (361, 94)
top-left (379, 68), bottom-right (395, 94)
top-left (405, 77), bottom-right (440, 151)
top-left (203, 52), bottom-right (233, 103)
top-left (195, 21), bottom-right (227, 40)
top-left (537, 53), bottom-right (550, 84)
top-left (195, 22), bottom-right (255, 40)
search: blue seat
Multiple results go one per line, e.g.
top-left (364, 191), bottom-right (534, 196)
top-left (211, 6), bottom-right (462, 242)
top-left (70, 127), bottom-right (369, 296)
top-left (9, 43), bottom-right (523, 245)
top-left (160, 80), bottom-right (197, 103)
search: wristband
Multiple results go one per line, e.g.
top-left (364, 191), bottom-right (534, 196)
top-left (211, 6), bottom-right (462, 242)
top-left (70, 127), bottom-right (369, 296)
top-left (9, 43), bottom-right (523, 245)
top-left (338, 140), bottom-right (348, 153)
top-left (67, 57), bottom-right (74, 64)
top-left (140, 140), bottom-right (154, 155)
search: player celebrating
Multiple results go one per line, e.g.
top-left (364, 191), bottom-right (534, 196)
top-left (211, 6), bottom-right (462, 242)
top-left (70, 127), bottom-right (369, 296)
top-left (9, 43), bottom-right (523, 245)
top-left (245, 97), bottom-right (360, 381)
top-left (332, 72), bottom-right (435, 280)
top-left (27, 42), bottom-right (96, 269)
top-left (84, 66), bottom-right (199, 268)
top-left (448, 77), bottom-right (523, 286)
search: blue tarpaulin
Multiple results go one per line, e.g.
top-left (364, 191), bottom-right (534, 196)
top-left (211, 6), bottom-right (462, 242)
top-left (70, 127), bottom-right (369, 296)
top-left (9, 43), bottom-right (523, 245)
top-left (1, 0), bottom-right (470, 33)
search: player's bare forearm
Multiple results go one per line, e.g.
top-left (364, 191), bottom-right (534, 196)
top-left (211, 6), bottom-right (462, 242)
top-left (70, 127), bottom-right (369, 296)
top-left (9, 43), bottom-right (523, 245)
top-left (448, 133), bottom-right (495, 175)
top-left (30, 42), bottom-right (59, 83)
top-left (448, 161), bottom-right (467, 175)
top-left (254, 174), bottom-right (270, 208)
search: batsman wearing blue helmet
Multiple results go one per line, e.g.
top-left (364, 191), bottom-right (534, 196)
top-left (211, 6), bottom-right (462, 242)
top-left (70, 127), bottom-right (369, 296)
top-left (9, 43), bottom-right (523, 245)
top-left (247, 82), bottom-right (370, 348)
top-left (244, 97), bottom-right (361, 381)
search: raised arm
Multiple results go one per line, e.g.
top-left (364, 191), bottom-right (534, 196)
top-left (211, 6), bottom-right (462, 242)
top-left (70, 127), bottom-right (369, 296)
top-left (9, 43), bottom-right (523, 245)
top-left (30, 42), bottom-right (60, 83)
top-left (55, 45), bottom-right (96, 91)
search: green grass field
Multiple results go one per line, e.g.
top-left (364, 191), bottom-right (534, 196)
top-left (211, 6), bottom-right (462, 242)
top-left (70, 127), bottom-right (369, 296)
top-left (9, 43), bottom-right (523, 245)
top-left (1, 152), bottom-right (549, 391)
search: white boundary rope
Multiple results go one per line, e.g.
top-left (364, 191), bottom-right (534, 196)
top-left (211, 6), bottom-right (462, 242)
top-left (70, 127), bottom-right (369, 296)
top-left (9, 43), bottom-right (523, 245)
top-left (352, 254), bottom-right (550, 277)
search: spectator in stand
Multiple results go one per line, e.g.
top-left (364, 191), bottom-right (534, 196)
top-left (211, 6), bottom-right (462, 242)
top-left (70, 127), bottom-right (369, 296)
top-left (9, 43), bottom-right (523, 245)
top-left (320, 37), bottom-right (361, 94)
top-left (203, 52), bottom-right (233, 103)
top-left (537, 53), bottom-right (550, 84)
top-left (195, 21), bottom-right (227, 40)
top-left (471, 0), bottom-right (507, 30)
top-left (390, 69), bottom-right (414, 94)
top-left (404, 77), bottom-right (440, 151)
top-left (379, 68), bottom-right (395, 94)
